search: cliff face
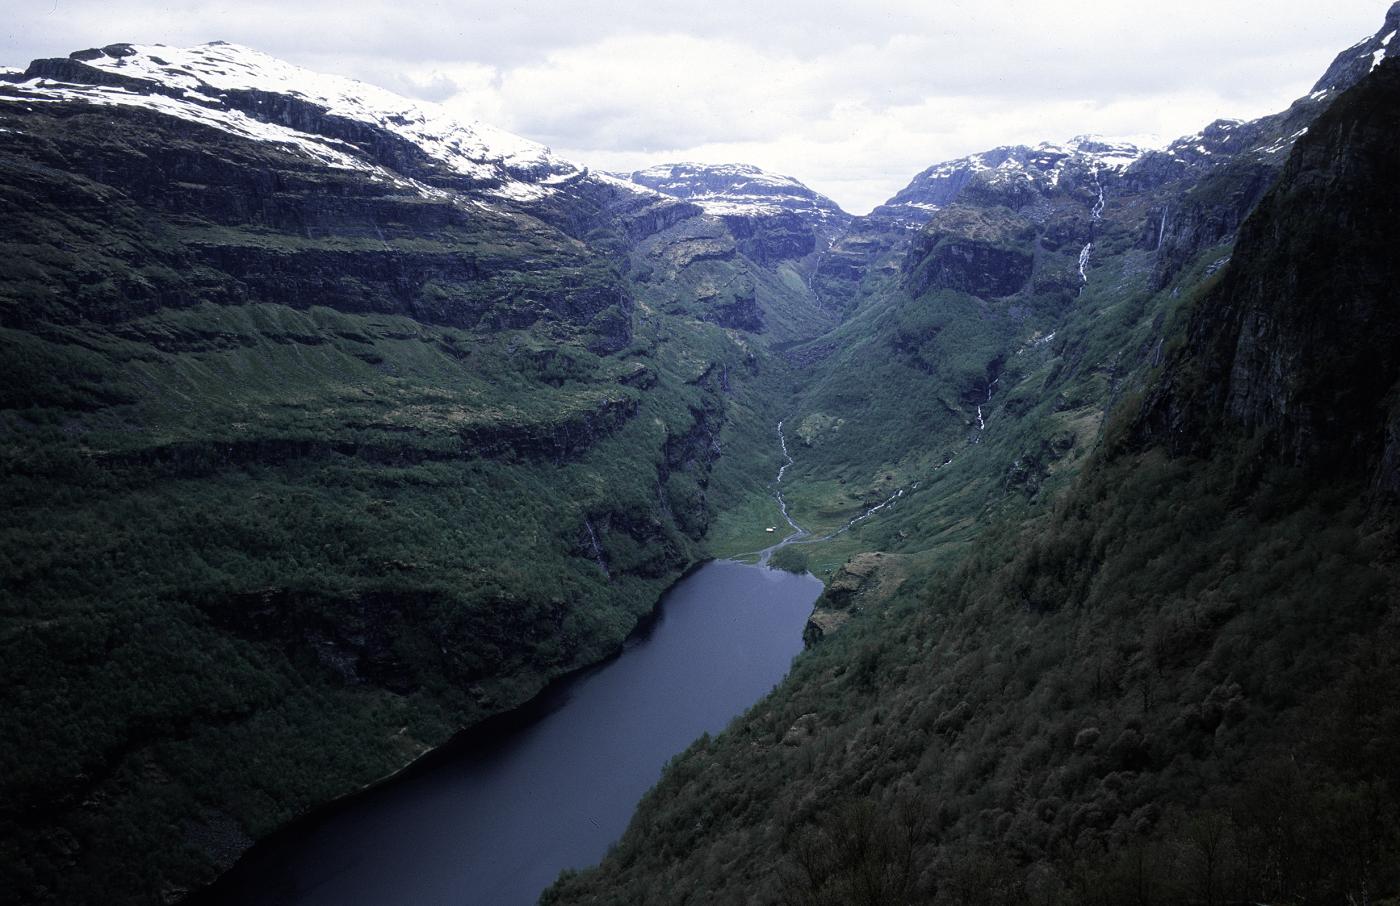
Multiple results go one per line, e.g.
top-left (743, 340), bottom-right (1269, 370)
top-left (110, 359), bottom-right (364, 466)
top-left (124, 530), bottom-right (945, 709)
top-left (627, 162), bottom-right (851, 269)
top-left (816, 50), bottom-right (1367, 316)
top-left (773, 21), bottom-right (1398, 505)
top-left (1309, 2), bottom-right (1400, 95)
top-left (902, 205), bottom-right (1038, 299)
top-left (1138, 59), bottom-right (1400, 488)
top-left (0, 61), bottom-right (642, 347)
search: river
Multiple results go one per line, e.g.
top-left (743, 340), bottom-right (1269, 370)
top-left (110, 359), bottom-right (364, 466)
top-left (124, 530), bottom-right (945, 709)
top-left (192, 559), bottom-right (822, 906)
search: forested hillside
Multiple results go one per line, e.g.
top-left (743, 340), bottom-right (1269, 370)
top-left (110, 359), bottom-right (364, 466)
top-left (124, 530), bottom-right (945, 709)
top-left (4, 8), bottom-right (1400, 905)
top-left (544, 48), bottom-right (1400, 906)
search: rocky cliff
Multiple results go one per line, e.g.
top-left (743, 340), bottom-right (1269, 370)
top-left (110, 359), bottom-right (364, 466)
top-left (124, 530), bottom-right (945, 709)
top-left (1139, 57), bottom-right (1400, 489)
top-left (627, 162), bottom-right (850, 268)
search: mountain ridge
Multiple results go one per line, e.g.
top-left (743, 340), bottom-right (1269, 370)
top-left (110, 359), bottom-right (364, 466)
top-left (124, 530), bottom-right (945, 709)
top-left (3, 6), bottom-right (1400, 905)
top-left (622, 161), bottom-right (851, 268)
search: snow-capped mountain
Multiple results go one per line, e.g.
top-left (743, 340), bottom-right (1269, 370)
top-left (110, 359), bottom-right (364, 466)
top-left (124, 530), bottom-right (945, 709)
top-left (872, 136), bottom-right (1145, 229)
top-left (821, 0), bottom-right (1400, 304)
top-left (1, 41), bottom-right (597, 205)
top-left (814, 0), bottom-right (1400, 310)
top-left (626, 162), bottom-right (848, 224)
top-left (624, 162), bottom-right (851, 266)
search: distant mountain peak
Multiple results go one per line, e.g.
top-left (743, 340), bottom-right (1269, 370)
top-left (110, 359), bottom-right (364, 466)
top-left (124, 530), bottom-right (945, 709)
top-left (626, 161), bottom-right (848, 223)
top-left (620, 161), bottom-right (851, 265)
top-left (872, 137), bottom-right (1146, 228)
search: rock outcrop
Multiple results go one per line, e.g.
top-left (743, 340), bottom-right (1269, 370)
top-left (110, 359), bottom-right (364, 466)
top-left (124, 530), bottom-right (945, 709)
top-left (804, 552), bottom-right (908, 646)
top-left (903, 205), bottom-right (1038, 299)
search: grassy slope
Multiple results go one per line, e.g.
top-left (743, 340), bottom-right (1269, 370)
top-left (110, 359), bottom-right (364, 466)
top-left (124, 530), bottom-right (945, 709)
top-left (0, 96), bottom-right (826, 904)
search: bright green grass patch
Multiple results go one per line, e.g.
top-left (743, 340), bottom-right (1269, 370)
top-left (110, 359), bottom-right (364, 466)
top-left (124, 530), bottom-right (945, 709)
top-left (704, 489), bottom-right (790, 560)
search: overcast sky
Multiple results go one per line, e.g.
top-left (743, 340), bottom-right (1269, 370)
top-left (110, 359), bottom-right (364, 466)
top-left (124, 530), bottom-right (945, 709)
top-left (3, 1), bottom-right (1390, 213)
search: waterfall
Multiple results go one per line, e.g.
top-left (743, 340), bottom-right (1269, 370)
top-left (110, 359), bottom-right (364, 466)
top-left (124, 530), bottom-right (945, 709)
top-left (584, 518), bottom-right (609, 578)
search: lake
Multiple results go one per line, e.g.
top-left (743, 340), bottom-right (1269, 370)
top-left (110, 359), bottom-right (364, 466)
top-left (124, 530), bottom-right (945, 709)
top-left (193, 559), bottom-right (822, 906)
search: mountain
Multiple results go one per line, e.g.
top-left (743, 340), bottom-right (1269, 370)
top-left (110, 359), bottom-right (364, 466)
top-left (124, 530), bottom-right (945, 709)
top-left (1140, 56), bottom-right (1400, 488)
top-left (626, 162), bottom-right (850, 265)
top-left (872, 136), bottom-right (1145, 229)
top-left (6, 6), bottom-right (1400, 906)
top-left (11, 41), bottom-right (602, 205)
top-left (627, 163), bottom-right (847, 226)
top-left (1309, 1), bottom-right (1400, 94)
top-left (541, 9), bottom-right (1400, 906)
top-left (618, 163), bottom-right (850, 332)
top-left (812, 26), bottom-right (1384, 316)
top-left (0, 40), bottom-right (835, 906)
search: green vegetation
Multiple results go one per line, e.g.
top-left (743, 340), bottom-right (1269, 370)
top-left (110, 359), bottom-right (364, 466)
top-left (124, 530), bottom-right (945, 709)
top-left (544, 59), bottom-right (1400, 906)
top-left (0, 96), bottom-right (817, 904)
top-left (0, 297), bottom-right (751, 901)
top-left (546, 447), bottom-right (1400, 905)
top-left (7, 31), bottom-right (1400, 906)
top-left (704, 489), bottom-right (789, 561)
top-left (766, 546), bottom-right (810, 574)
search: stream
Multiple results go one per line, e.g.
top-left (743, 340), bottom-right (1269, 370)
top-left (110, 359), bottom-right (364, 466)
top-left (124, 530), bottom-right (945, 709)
top-left (754, 417), bottom-right (961, 565)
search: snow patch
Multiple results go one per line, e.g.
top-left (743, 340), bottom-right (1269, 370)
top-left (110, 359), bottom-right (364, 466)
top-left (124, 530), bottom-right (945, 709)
top-left (629, 162), bottom-right (844, 221)
top-left (83, 43), bottom-right (554, 172)
top-left (8, 42), bottom-right (601, 204)
top-left (1254, 126), bottom-right (1310, 156)
top-left (2, 79), bottom-right (385, 175)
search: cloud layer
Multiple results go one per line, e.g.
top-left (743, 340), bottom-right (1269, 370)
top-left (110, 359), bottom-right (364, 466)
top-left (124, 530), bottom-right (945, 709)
top-left (4, 1), bottom-right (1387, 212)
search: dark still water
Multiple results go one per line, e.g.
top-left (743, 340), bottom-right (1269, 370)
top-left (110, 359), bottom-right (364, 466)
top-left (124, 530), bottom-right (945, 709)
top-left (196, 560), bottom-right (822, 906)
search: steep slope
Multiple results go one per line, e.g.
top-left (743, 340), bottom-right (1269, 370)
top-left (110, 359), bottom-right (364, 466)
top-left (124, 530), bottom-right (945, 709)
top-left (628, 162), bottom-right (849, 264)
top-left (725, 3), bottom-right (1400, 577)
top-left (718, 132), bottom-right (1229, 571)
top-left (10, 41), bottom-right (607, 208)
top-left (622, 163), bottom-right (847, 341)
top-left (7, 7), bottom-right (1400, 905)
top-left (811, 137), bottom-right (1145, 316)
top-left (812, 6), bottom-right (1400, 323)
top-left (876, 137), bottom-right (1144, 227)
top-left (544, 54), bottom-right (1400, 906)
top-left (1309, 0), bottom-right (1400, 94)
top-left (0, 42), bottom-right (816, 906)
top-left (1138, 58), bottom-right (1400, 485)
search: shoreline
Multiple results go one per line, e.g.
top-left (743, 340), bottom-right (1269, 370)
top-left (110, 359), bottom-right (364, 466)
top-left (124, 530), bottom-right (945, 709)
top-left (183, 555), bottom-right (722, 903)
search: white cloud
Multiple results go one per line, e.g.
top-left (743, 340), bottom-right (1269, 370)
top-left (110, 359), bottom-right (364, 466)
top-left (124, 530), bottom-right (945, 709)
top-left (3, 0), bottom-right (1390, 212)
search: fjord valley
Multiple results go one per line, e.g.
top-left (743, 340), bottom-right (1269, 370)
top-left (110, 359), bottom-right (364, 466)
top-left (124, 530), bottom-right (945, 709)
top-left (3, 5), bottom-right (1400, 904)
